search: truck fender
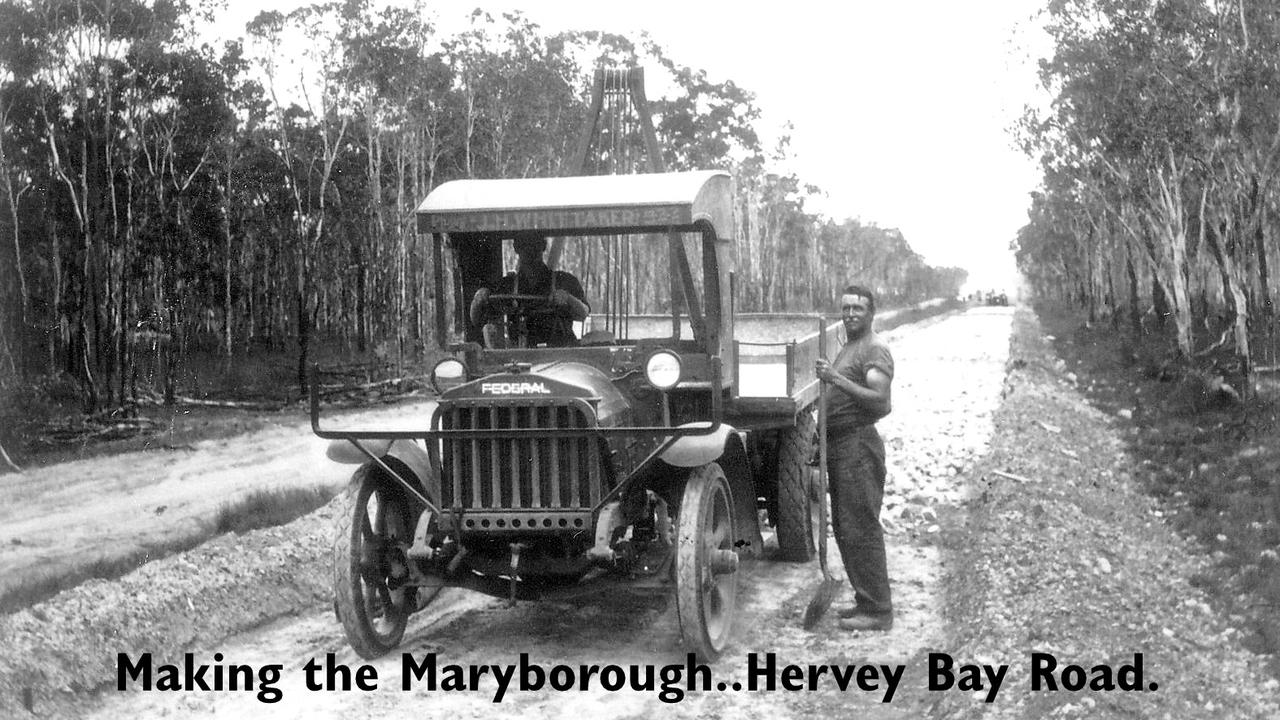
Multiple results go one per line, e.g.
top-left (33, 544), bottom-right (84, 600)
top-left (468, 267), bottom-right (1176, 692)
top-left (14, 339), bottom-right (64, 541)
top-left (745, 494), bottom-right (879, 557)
top-left (326, 438), bottom-right (437, 496)
top-left (638, 426), bottom-right (761, 559)
top-left (659, 423), bottom-right (735, 468)
top-left (659, 425), bottom-right (762, 558)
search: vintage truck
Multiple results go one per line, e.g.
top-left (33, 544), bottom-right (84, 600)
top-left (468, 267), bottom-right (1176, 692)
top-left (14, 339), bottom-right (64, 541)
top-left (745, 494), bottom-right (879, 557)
top-left (311, 169), bottom-right (842, 659)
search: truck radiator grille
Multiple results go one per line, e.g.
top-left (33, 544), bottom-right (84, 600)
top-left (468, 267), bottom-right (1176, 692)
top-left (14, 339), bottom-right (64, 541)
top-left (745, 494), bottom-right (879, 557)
top-left (439, 404), bottom-right (603, 514)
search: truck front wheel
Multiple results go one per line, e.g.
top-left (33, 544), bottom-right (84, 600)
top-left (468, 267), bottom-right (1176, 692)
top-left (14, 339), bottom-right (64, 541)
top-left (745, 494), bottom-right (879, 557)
top-left (675, 462), bottom-right (739, 660)
top-left (334, 466), bottom-right (416, 659)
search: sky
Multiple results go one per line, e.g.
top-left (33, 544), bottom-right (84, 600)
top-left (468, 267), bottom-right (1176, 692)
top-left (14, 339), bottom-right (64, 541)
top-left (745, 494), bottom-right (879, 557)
top-left (220, 0), bottom-right (1051, 294)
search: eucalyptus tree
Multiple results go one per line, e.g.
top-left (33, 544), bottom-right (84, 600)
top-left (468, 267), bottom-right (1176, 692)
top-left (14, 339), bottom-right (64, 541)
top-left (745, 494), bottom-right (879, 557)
top-left (1021, 0), bottom-right (1280, 381)
top-left (1194, 0), bottom-right (1280, 375)
top-left (333, 0), bottom-right (424, 355)
top-left (0, 82), bottom-right (38, 374)
top-left (443, 10), bottom-right (584, 180)
top-left (0, 0), bottom-right (232, 408)
top-left (248, 3), bottom-right (358, 392)
top-left (646, 42), bottom-right (762, 172)
top-left (1207, 1), bottom-right (1280, 320)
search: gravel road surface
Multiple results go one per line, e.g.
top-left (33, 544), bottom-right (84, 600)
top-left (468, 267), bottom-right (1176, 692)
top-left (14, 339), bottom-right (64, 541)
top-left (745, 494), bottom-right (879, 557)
top-left (6, 307), bottom-right (1013, 718)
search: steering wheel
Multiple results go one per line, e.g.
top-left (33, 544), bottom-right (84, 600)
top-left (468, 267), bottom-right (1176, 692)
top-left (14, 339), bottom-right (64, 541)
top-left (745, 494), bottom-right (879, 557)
top-left (481, 293), bottom-right (561, 349)
top-left (485, 293), bottom-right (556, 317)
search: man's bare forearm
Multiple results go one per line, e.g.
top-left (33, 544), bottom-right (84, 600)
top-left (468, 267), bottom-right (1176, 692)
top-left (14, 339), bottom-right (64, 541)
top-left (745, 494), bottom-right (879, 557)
top-left (560, 294), bottom-right (589, 321)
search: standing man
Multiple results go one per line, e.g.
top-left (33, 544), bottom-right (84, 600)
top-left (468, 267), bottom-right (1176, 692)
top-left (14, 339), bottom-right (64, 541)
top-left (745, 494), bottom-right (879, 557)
top-left (815, 285), bottom-right (895, 631)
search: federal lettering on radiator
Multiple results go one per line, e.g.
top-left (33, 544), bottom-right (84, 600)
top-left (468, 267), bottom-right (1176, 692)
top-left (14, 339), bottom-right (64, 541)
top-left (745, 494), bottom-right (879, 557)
top-left (480, 382), bottom-right (552, 395)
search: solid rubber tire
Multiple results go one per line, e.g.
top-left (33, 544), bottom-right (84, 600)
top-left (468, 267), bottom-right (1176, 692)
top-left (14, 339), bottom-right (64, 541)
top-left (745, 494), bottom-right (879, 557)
top-left (333, 466), bottom-right (415, 659)
top-left (675, 462), bottom-right (738, 660)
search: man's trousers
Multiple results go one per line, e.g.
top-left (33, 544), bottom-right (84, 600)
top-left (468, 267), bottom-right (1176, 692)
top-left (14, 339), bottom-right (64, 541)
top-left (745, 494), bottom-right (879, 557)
top-left (825, 424), bottom-right (892, 616)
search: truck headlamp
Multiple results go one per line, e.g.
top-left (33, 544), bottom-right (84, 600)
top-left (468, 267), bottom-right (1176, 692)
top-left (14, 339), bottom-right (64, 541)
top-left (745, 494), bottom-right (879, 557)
top-left (430, 358), bottom-right (467, 394)
top-left (644, 350), bottom-right (682, 391)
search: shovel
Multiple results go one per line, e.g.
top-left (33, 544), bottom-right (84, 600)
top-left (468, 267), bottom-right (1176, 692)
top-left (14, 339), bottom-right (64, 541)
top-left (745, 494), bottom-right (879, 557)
top-left (803, 317), bottom-right (841, 630)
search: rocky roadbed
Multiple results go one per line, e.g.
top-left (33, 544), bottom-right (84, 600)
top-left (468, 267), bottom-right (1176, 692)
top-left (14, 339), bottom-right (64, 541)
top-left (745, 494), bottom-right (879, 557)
top-left (1, 305), bottom-right (1276, 718)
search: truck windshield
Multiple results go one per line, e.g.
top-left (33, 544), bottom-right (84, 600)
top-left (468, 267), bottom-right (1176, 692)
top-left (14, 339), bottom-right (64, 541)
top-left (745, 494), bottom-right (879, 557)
top-left (446, 232), bottom-right (707, 348)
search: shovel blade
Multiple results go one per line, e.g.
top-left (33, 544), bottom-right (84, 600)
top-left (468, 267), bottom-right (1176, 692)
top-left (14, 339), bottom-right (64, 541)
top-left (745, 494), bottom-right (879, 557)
top-left (802, 577), bottom-right (842, 630)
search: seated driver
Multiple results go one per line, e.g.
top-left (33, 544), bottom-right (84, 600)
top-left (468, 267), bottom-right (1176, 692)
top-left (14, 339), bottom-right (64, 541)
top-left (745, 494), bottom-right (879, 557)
top-left (469, 233), bottom-right (590, 347)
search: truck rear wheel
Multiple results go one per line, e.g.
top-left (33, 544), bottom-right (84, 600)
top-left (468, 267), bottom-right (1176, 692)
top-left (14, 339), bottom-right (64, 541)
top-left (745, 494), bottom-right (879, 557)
top-left (675, 462), bottom-right (739, 660)
top-left (775, 409), bottom-right (819, 561)
top-left (334, 466), bottom-right (416, 659)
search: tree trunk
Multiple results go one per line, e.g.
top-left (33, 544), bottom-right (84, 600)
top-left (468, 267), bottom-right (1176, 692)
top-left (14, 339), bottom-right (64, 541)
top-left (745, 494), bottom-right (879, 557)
top-left (1106, 254), bottom-right (1119, 330)
top-left (1126, 245), bottom-right (1142, 337)
top-left (355, 242), bottom-right (367, 353)
top-left (1256, 202), bottom-right (1273, 317)
top-left (1152, 274), bottom-right (1170, 330)
top-left (1202, 197), bottom-right (1251, 389)
top-left (223, 170), bottom-right (234, 358)
top-left (0, 126), bottom-right (30, 330)
top-left (297, 288), bottom-right (311, 396)
top-left (80, 226), bottom-right (98, 413)
top-left (1085, 244), bottom-right (1097, 323)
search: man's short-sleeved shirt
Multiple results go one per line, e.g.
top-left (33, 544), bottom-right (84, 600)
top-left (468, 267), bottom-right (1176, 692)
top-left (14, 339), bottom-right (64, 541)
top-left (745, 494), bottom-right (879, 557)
top-left (824, 330), bottom-right (894, 430)
top-left (491, 269), bottom-right (586, 347)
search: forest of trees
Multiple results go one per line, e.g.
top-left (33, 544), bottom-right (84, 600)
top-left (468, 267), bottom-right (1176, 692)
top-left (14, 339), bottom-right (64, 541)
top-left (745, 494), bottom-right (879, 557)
top-left (0, 0), bottom-right (965, 413)
top-left (1016, 0), bottom-right (1280, 384)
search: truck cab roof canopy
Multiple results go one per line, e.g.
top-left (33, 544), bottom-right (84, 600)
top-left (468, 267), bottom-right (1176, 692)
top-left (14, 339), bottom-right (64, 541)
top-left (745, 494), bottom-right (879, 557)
top-left (415, 170), bottom-right (732, 238)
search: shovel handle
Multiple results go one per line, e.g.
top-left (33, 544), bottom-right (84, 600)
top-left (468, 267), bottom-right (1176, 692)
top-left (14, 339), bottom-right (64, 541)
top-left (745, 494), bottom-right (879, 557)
top-left (816, 317), bottom-right (833, 580)
top-left (817, 315), bottom-right (828, 465)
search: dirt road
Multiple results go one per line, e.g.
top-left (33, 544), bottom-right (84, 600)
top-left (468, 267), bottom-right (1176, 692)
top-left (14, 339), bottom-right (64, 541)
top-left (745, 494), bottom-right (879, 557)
top-left (0, 399), bottom-right (439, 594)
top-left (23, 307), bottom-right (1008, 719)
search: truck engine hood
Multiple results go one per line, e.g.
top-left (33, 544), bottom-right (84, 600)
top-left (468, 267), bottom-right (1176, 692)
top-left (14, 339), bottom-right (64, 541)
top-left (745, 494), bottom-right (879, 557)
top-left (440, 361), bottom-right (630, 426)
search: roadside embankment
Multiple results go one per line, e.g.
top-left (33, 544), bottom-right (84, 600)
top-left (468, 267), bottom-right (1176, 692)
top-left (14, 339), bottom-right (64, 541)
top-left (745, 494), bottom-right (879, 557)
top-left (931, 306), bottom-right (1280, 719)
top-left (0, 503), bottom-right (336, 718)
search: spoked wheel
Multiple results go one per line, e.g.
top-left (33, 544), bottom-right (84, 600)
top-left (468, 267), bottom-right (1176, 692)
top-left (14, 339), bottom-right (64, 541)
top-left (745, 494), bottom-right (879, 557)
top-left (334, 467), bottom-right (417, 659)
top-left (675, 462), bottom-right (739, 660)
top-left (774, 409), bottom-right (819, 561)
